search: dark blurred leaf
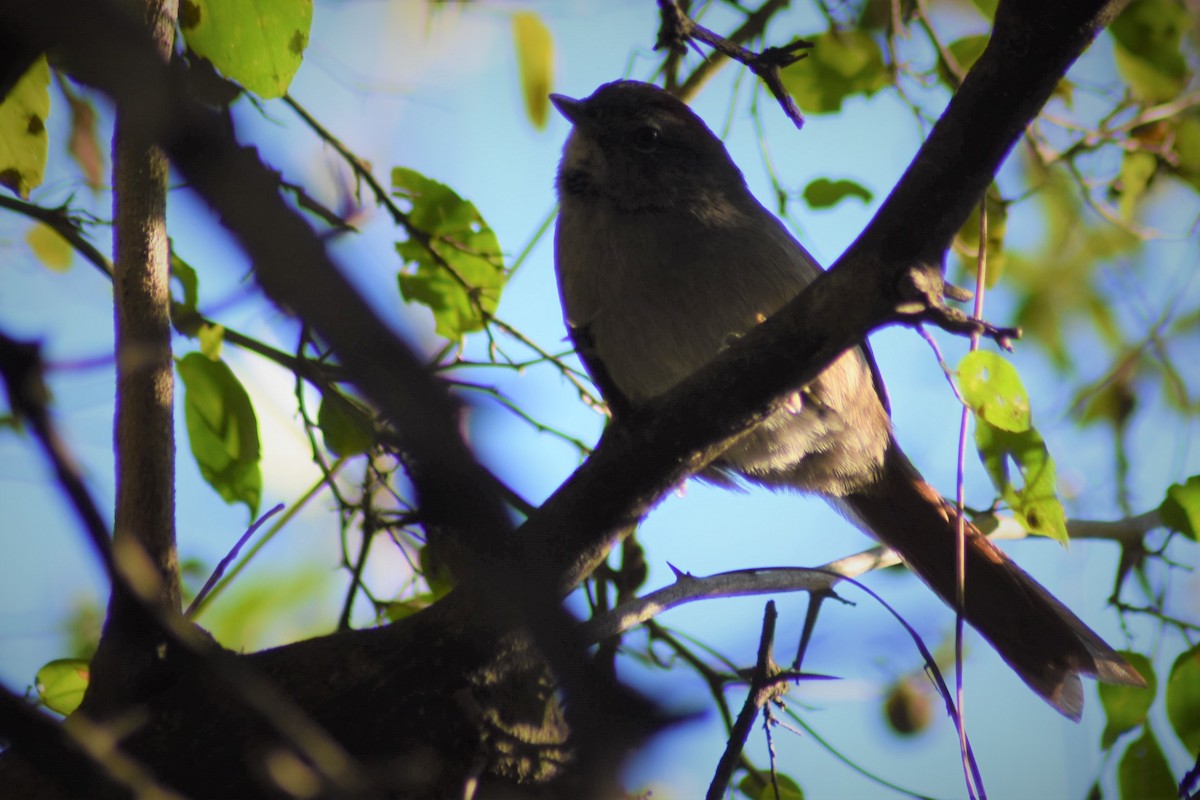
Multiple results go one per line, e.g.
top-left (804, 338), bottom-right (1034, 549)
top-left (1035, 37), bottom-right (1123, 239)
top-left (35, 658), bottom-right (89, 716)
top-left (179, 0), bottom-right (312, 99)
top-left (883, 677), bottom-right (933, 735)
top-left (512, 11), bottom-right (554, 129)
top-left (318, 389), bottom-right (375, 457)
top-left (392, 167), bottom-right (506, 341)
top-left (738, 770), bottom-right (804, 800)
top-left (1166, 643), bottom-right (1200, 751)
top-left (1159, 475), bottom-right (1200, 540)
top-left (1109, 0), bottom-right (1190, 103)
top-left (1099, 651), bottom-right (1156, 749)
top-left (1117, 728), bottom-right (1177, 800)
top-left (802, 177), bottom-right (872, 209)
top-left (781, 29), bottom-right (888, 114)
top-left (61, 82), bottom-right (103, 190)
top-left (177, 352), bottom-right (262, 517)
top-left (419, 542), bottom-right (456, 599)
top-left (0, 55), bottom-right (50, 198)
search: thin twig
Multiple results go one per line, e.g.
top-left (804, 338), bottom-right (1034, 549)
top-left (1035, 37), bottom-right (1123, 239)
top-left (185, 503), bottom-right (285, 618)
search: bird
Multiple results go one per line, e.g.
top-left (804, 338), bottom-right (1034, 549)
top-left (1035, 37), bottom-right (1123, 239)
top-left (549, 79), bottom-right (1144, 719)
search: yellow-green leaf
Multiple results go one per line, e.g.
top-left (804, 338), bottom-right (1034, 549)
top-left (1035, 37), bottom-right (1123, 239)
top-left (512, 11), bottom-right (554, 130)
top-left (1159, 475), bottom-right (1200, 540)
top-left (392, 167), bottom-right (506, 341)
top-left (198, 322), bottom-right (224, 359)
top-left (0, 55), bottom-right (50, 198)
top-left (25, 222), bottom-right (73, 271)
top-left (957, 351), bottom-right (1030, 433)
top-left (975, 420), bottom-right (1068, 544)
top-left (177, 352), bottom-right (262, 517)
top-left (179, 0), bottom-right (312, 99)
top-left (35, 658), bottom-right (90, 716)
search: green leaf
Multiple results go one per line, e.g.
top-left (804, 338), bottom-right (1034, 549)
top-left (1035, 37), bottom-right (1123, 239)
top-left (975, 420), bottom-right (1068, 543)
top-left (0, 55), bottom-right (50, 198)
top-left (318, 389), bottom-right (374, 456)
top-left (179, 0), bottom-right (312, 99)
top-left (512, 11), bottom-right (554, 129)
top-left (737, 771), bottom-right (804, 800)
top-left (197, 322), bottom-right (224, 359)
top-left (25, 222), bottom-right (73, 271)
top-left (781, 30), bottom-right (888, 114)
top-left (392, 167), bottom-right (506, 341)
top-left (1166, 643), bottom-right (1200, 752)
top-left (802, 178), bottom-right (872, 209)
top-left (1117, 728), bottom-right (1177, 800)
top-left (1109, 0), bottom-right (1190, 103)
top-left (1159, 475), bottom-right (1200, 540)
top-left (177, 352), bottom-right (262, 517)
top-left (957, 351), bottom-right (1030, 433)
top-left (1099, 651), bottom-right (1156, 749)
top-left (35, 658), bottom-right (90, 716)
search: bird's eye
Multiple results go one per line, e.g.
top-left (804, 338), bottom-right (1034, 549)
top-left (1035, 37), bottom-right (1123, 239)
top-left (630, 125), bottom-right (660, 152)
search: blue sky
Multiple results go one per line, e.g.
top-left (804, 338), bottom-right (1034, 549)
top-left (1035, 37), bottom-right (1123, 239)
top-left (1, 2), bottom-right (1198, 798)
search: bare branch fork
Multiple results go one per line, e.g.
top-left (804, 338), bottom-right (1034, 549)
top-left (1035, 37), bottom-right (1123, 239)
top-left (656, 0), bottom-right (812, 128)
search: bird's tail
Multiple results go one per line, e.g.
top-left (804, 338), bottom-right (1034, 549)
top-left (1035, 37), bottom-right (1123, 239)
top-left (841, 440), bottom-right (1145, 719)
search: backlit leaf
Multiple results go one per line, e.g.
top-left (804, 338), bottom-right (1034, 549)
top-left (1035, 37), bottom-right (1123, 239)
top-left (957, 351), bottom-right (1030, 433)
top-left (975, 420), bottom-right (1068, 543)
top-left (1159, 475), bottom-right (1200, 540)
top-left (0, 55), bottom-right (50, 198)
top-left (179, 0), bottom-right (312, 99)
top-left (512, 11), bottom-right (554, 129)
top-left (177, 352), bottom-right (262, 517)
top-left (35, 658), bottom-right (89, 716)
top-left (392, 167), bottom-right (506, 341)
top-left (25, 222), bottom-right (73, 271)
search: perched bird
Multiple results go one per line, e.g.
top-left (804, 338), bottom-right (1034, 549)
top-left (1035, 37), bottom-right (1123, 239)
top-left (550, 79), bottom-right (1144, 719)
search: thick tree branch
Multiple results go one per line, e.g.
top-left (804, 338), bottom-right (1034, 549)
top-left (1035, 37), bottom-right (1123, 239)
top-left (0, 0), bottom-right (1138, 796)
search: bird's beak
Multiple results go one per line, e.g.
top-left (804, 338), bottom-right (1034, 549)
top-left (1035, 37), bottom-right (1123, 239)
top-left (549, 93), bottom-right (588, 127)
